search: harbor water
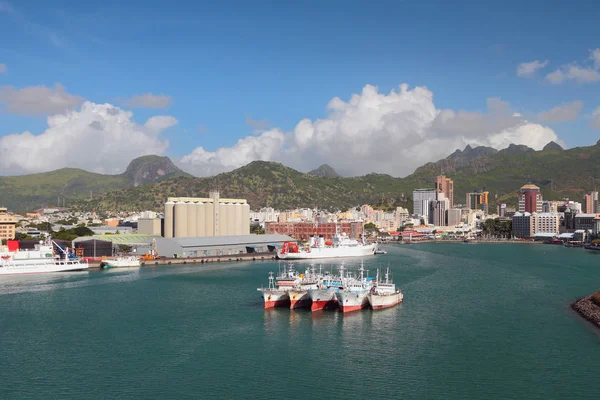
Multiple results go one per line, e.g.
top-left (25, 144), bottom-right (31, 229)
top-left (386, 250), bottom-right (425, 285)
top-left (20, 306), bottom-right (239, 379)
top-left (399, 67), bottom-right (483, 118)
top-left (1, 243), bottom-right (600, 399)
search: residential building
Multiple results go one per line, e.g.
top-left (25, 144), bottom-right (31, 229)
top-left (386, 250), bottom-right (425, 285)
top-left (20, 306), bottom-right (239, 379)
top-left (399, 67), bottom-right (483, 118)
top-left (533, 213), bottom-right (560, 235)
top-left (413, 189), bottom-right (437, 217)
top-left (542, 201), bottom-right (559, 213)
top-left (395, 207), bottom-right (410, 225)
top-left (512, 212), bottom-right (534, 238)
top-left (583, 191), bottom-right (599, 214)
top-left (0, 207), bottom-right (17, 241)
top-left (163, 191), bottom-right (250, 238)
top-left (436, 175), bottom-right (454, 208)
top-left (466, 190), bottom-right (489, 213)
top-left (518, 184), bottom-right (543, 213)
top-left (430, 193), bottom-right (450, 226)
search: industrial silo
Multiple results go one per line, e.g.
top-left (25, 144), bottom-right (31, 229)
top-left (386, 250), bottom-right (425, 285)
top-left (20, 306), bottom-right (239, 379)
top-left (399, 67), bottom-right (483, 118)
top-left (219, 202), bottom-right (229, 236)
top-left (241, 203), bottom-right (250, 235)
top-left (174, 201), bottom-right (188, 238)
top-left (196, 202), bottom-right (206, 237)
top-left (164, 201), bottom-right (175, 238)
top-left (204, 201), bottom-right (214, 236)
top-left (187, 201), bottom-right (197, 237)
top-left (234, 202), bottom-right (243, 235)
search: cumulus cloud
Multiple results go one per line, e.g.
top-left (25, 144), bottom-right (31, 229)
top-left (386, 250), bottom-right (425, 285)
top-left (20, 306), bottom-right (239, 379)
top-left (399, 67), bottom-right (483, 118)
top-left (179, 84), bottom-right (561, 177)
top-left (546, 49), bottom-right (600, 84)
top-left (591, 107), bottom-right (600, 130)
top-left (120, 93), bottom-right (173, 109)
top-left (516, 60), bottom-right (549, 78)
top-left (538, 100), bottom-right (584, 123)
top-left (0, 63), bottom-right (6, 74)
top-left (0, 83), bottom-right (84, 115)
top-left (0, 102), bottom-right (173, 175)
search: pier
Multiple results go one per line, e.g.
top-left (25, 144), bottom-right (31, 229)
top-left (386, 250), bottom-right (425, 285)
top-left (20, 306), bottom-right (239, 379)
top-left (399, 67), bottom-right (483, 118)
top-left (87, 252), bottom-right (277, 268)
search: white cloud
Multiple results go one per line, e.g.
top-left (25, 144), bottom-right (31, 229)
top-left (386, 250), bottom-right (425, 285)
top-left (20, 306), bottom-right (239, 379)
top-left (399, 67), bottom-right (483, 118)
top-left (0, 63), bottom-right (6, 74)
top-left (0, 83), bottom-right (84, 115)
top-left (538, 100), bottom-right (584, 123)
top-left (0, 102), bottom-right (172, 175)
top-left (120, 93), bottom-right (173, 109)
top-left (516, 60), bottom-right (549, 78)
top-left (179, 84), bottom-right (560, 177)
top-left (546, 49), bottom-right (600, 84)
top-left (591, 107), bottom-right (600, 130)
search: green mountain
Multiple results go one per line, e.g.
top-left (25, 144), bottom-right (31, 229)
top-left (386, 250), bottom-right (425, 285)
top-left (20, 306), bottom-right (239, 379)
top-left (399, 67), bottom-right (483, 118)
top-left (0, 156), bottom-right (191, 211)
top-left (308, 164), bottom-right (341, 178)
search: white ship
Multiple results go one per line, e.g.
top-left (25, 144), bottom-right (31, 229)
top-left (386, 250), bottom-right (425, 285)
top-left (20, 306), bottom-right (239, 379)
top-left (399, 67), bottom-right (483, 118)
top-left (308, 264), bottom-right (344, 311)
top-left (335, 264), bottom-right (373, 313)
top-left (0, 238), bottom-right (89, 276)
top-left (368, 267), bottom-right (403, 310)
top-left (257, 264), bottom-right (300, 309)
top-left (288, 265), bottom-right (320, 309)
top-left (278, 226), bottom-right (375, 260)
top-left (102, 256), bottom-right (141, 269)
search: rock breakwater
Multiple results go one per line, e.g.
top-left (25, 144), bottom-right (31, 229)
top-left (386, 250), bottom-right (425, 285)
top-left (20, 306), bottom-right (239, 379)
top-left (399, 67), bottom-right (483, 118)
top-left (571, 294), bottom-right (600, 328)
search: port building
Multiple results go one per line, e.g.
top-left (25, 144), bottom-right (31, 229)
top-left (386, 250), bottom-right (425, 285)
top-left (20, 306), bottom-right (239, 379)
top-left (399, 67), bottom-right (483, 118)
top-left (155, 234), bottom-right (293, 258)
top-left (0, 207), bottom-right (17, 241)
top-left (163, 191), bottom-right (250, 238)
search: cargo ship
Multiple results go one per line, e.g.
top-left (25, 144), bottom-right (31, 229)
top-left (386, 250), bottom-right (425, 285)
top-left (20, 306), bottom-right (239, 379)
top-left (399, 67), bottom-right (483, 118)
top-left (278, 226), bottom-right (376, 260)
top-left (0, 238), bottom-right (88, 275)
top-left (368, 267), bottom-right (403, 310)
top-left (308, 265), bottom-right (345, 311)
top-left (335, 264), bottom-right (373, 313)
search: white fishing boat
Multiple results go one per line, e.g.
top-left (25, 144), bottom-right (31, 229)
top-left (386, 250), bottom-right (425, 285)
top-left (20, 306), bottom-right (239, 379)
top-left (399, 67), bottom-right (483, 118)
top-left (257, 264), bottom-right (300, 309)
top-left (335, 263), bottom-right (373, 313)
top-left (308, 264), bottom-right (344, 311)
top-left (102, 256), bottom-right (141, 269)
top-left (368, 267), bottom-right (403, 309)
top-left (278, 226), bottom-right (375, 260)
top-left (288, 265), bottom-right (320, 309)
top-left (0, 238), bottom-right (88, 276)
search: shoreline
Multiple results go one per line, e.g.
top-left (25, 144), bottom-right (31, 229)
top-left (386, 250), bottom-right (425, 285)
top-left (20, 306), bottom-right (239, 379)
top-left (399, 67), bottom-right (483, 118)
top-left (571, 294), bottom-right (600, 329)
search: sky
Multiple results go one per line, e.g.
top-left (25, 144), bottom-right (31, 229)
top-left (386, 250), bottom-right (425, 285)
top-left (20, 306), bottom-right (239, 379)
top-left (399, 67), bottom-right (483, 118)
top-left (1, 0), bottom-right (600, 177)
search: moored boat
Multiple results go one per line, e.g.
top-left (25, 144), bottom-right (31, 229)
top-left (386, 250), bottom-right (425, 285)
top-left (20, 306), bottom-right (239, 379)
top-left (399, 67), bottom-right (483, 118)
top-left (335, 264), bottom-right (372, 313)
top-left (289, 265), bottom-right (320, 309)
top-left (308, 265), bottom-right (344, 311)
top-left (368, 267), bottom-right (403, 310)
top-left (257, 264), bottom-right (300, 309)
top-left (102, 256), bottom-right (141, 269)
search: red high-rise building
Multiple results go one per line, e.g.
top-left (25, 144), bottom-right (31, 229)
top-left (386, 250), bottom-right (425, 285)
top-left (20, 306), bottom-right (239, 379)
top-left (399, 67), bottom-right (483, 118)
top-left (518, 184), bottom-right (543, 213)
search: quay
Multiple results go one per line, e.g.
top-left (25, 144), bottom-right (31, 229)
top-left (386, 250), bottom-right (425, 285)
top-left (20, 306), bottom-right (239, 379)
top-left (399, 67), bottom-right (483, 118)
top-left (87, 252), bottom-right (277, 269)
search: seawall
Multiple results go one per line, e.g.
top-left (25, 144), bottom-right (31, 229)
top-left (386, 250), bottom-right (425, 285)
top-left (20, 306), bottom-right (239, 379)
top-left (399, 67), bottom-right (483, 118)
top-left (571, 294), bottom-right (600, 329)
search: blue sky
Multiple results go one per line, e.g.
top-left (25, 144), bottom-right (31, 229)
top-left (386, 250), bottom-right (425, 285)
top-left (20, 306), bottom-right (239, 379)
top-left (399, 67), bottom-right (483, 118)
top-left (1, 0), bottom-right (599, 176)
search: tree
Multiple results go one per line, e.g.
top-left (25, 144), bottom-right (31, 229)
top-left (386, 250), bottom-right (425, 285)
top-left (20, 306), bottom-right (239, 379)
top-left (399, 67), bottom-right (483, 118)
top-left (250, 224), bottom-right (265, 234)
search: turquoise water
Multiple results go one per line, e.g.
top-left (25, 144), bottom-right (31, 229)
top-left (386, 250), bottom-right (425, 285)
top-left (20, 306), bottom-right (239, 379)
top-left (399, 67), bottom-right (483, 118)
top-left (1, 243), bottom-right (600, 399)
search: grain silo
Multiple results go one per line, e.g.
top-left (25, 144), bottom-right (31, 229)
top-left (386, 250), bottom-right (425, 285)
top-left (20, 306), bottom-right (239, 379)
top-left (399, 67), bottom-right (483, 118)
top-left (227, 203), bottom-right (236, 236)
top-left (204, 201), bottom-right (214, 236)
top-left (174, 201), bottom-right (188, 238)
top-left (241, 203), bottom-right (250, 235)
top-left (164, 201), bottom-right (175, 238)
top-left (196, 202), bottom-right (205, 237)
top-left (234, 202), bottom-right (243, 235)
top-left (219, 202), bottom-right (229, 236)
top-left (187, 201), bottom-right (197, 237)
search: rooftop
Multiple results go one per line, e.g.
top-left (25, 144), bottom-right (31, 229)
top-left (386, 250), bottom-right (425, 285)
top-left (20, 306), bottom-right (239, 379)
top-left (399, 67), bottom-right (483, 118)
top-left (160, 234), bottom-right (294, 248)
top-left (521, 184), bottom-right (540, 190)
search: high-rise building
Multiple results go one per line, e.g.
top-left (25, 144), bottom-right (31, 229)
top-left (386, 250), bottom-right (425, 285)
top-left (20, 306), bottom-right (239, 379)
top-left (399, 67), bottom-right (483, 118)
top-left (533, 213), bottom-right (560, 235)
top-left (466, 190), bottom-right (489, 213)
top-left (429, 193), bottom-right (450, 226)
top-left (512, 212), bottom-right (534, 238)
top-left (413, 189), bottom-right (437, 217)
top-left (446, 209), bottom-right (462, 226)
top-left (518, 184), bottom-right (543, 213)
top-left (0, 207), bottom-right (17, 241)
top-left (583, 191), bottom-right (599, 214)
top-left (436, 175), bottom-right (454, 208)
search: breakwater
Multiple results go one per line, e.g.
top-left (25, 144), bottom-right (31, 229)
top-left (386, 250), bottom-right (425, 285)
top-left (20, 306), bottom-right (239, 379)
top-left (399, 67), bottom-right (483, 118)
top-left (571, 294), bottom-right (600, 329)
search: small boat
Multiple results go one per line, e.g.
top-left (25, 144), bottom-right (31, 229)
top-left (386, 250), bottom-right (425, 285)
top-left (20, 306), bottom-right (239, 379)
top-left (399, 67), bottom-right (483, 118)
top-left (102, 256), bottom-right (141, 269)
top-left (368, 267), bottom-right (403, 310)
top-left (374, 247), bottom-right (387, 255)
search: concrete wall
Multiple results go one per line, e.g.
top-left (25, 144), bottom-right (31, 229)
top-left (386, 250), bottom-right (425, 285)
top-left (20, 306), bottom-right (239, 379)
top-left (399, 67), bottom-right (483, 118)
top-left (138, 218), bottom-right (162, 235)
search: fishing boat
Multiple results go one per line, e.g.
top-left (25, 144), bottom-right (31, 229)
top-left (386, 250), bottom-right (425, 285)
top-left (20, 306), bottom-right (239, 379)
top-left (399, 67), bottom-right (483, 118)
top-left (101, 256), bottom-right (141, 269)
top-left (308, 264), bottom-right (344, 311)
top-left (288, 265), bottom-right (320, 309)
top-left (368, 267), bottom-right (403, 310)
top-left (0, 238), bottom-right (88, 275)
top-left (257, 264), bottom-right (300, 309)
top-left (335, 264), bottom-right (373, 313)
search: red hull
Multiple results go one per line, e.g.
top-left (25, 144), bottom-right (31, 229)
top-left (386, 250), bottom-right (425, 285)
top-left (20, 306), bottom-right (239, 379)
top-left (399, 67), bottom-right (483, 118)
top-left (264, 299), bottom-right (290, 309)
top-left (339, 304), bottom-right (366, 313)
top-left (311, 300), bottom-right (329, 311)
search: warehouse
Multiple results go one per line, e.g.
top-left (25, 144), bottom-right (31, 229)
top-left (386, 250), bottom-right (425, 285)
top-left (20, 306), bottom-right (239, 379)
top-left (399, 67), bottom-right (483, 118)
top-left (155, 234), bottom-right (293, 258)
top-left (72, 234), bottom-right (158, 258)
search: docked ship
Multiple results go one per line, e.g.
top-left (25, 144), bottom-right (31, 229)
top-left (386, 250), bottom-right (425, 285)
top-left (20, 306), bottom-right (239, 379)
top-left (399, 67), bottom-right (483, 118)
top-left (288, 265), bottom-right (320, 309)
top-left (278, 226), bottom-right (376, 260)
top-left (335, 264), bottom-right (373, 313)
top-left (308, 264), bottom-right (344, 311)
top-left (257, 264), bottom-right (300, 309)
top-left (0, 239), bottom-right (89, 275)
top-left (368, 267), bottom-right (403, 310)
top-left (101, 256), bottom-right (141, 269)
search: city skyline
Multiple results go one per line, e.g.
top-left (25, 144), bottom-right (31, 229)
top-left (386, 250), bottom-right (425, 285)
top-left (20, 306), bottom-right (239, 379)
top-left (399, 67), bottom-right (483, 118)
top-left (1, 1), bottom-right (600, 178)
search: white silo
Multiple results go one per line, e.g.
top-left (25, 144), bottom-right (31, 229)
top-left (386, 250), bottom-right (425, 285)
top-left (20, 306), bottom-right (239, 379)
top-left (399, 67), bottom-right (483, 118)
top-left (164, 201), bottom-right (175, 238)
top-left (196, 202), bottom-right (206, 237)
top-left (219, 202), bottom-right (230, 236)
top-left (187, 202), bottom-right (197, 237)
top-left (234, 202), bottom-right (243, 235)
top-left (174, 201), bottom-right (188, 238)
top-left (227, 203), bottom-right (236, 236)
top-left (241, 203), bottom-right (250, 235)
top-left (205, 201), bottom-right (214, 236)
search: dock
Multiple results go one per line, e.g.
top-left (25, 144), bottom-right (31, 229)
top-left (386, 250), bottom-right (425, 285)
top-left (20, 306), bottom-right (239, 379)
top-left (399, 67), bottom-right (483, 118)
top-left (87, 252), bottom-right (278, 269)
